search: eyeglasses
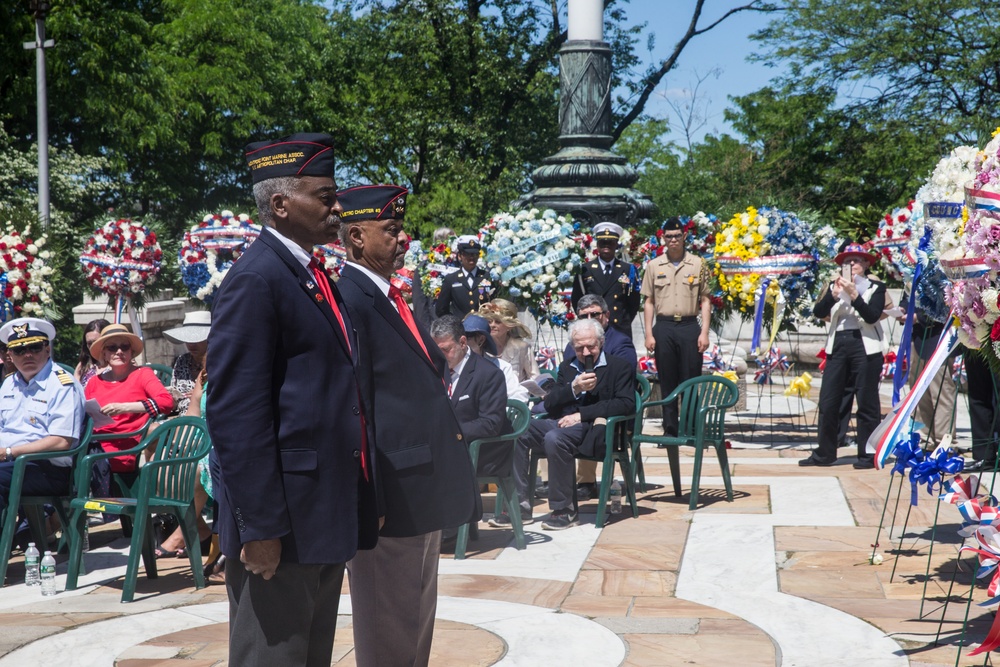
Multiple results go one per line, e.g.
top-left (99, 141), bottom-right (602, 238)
top-left (106, 343), bottom-right (131, 353)
top-left (663, 233), bottom-right (683, 241)
top-left (578, 311), bottom-right (605, 319)
top-left (9, 342), bottom-right (46, 356)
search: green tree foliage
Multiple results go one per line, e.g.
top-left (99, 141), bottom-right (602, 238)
top-left (2, 0), bottom-right (338, 239)
top-left (725, 87), bottom-right (941, 211)
top-left (752, 0), bottom-right (1000, 144)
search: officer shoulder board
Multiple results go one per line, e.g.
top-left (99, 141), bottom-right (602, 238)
top-left (53, 367), bottom-right (74, 386)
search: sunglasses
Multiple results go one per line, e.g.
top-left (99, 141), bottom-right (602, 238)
top-left (578, 311), bottom-right (605, 319)
top-left (664, 234), bottom-right (683, 240)
top-left (106, 343), bottom-right (132, 353)
top-left (9, 342), bottom-right (46, 356)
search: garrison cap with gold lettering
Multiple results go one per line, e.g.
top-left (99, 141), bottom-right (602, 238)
top-left (244, 133), bottom-right (335, 184)
top-left (593, 222), bottom-right (624, 243)
top-left (337, 184), bottom-right (408, 222)
top-left (0, 317), bottom-right (56, 349)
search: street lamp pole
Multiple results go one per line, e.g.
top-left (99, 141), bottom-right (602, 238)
top-left (514, 0), bottom-right (655, 227)
top-left (23, 1), bottom-right (54, 228)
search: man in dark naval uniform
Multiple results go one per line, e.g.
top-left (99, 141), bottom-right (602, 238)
top-left (571, 222), bottom-right (641, 336)
top-left (434, 235), bottom-right (494, 318)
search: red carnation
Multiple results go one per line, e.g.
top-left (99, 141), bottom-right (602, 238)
top-left (992, 319), bottom-right (1000, 342)
top-left (15, 243), bottom-right (25, 252)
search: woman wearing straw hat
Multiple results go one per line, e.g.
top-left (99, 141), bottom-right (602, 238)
top-left (84, 324), bottom-right (175, 476)
top-left (479, 299), bottom-right (539, 383)
top-left (802, 243), bottom-right (887, 469)
top-left (162, 311), bottom-right (211, 414)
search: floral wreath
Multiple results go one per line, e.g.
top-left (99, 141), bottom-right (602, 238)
top-left (946, 129), bottom-right (1000, 354)
top-left (714, 207), bottom-right (817, 346)
top-left (313, 241), bottom-right (349, 277)
top-left (911, 147), bottom-right (978, 323)
top-left (80, 218), bottom-right (162, 303)
top-left (408, 236), bottom-right (461, 299)
top-left (0, 222), bottom-right (54, 321)
top-left (873, 201), bottom-right (920, 283)
top-left (179, 211), bottom-right (260, 306)
top-left (632, 212), bottom-right (718, 267)
top-left (480, 208), bottom-right (585, 327)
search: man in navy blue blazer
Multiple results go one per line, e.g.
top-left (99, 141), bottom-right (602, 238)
top-left (336, 184), bottom-right (480, 667)
top-left (207, 133), bottom-right (377, 667)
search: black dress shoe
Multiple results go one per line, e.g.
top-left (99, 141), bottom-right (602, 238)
top-left (853, 457), bottom-right (875, 470)
top-left (576, 483), bottom-right (598, 500)
top-left (966, 460), bottom-right (997, 473)
top-left (798, 456), bottom-right (835, 467)
top-left (535, 482), bottom-right (549, 499)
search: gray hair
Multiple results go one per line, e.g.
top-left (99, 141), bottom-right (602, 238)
top-left (569, 318), bottom-right (605, 345)
top-left (252, 177), bottom-right (301, 226)
top-left (430, 315), bottom-right (464, 343)
top-left (432, 227), bottom-right (454, 242)
top-left (577, 294), bottom-right (608, 314)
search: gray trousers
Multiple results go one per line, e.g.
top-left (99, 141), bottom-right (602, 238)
top-left (348, 531), bottom-right (442, 667)
top-left (514, 419), bottom-right (589, 511)
top-left (225, 560), bottom-right (346, 667)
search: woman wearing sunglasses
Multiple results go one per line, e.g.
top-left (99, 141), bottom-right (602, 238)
top-left (84, 324), bottom-right (174, 474)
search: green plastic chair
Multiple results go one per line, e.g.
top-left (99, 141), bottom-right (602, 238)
top-left (57, 362), bottom-right (76, 375)
top-left (143, 363), bottom-right (173, 387)
top-left (64, 416), bottom-right (211, 602)
top-left (0, 419), bottom-right (93, 585)
top-left (632, 375), bottom-right (739, 510)
top-left (455, 400), bottom-right (532, 560)
top-left (629, 374), bottom-right (654, 490)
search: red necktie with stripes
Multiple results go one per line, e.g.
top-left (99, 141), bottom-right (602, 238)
top-left (309, 259), bottom-right (369, 480)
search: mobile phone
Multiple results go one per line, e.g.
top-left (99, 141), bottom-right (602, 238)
top-left (583, 356), bottom-right (595, 372)
top-left (841, 264), bottom-right (852, 280)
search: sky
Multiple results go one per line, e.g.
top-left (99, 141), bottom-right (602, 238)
top-left (612, 0), bottom-right (787, 143)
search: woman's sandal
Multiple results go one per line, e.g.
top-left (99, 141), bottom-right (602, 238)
top-left (176, 535), bottom-right (213, 559)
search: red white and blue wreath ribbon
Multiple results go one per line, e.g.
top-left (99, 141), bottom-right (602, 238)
top-left (869, 321), bottom-right (960, 469)
top-left (960, 526), bottom-right (1000, 656)
top-left (715, 253), bottom-right (814, 275)
top-left (966, 186), bottom-right (1000, 213)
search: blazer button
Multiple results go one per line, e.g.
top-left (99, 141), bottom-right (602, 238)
top-left (353, 449), bottom-right (360, 458)
top-left (456, 434), bottom-right (463, 441)
top-left (352, 405), bottom-right (360, 415)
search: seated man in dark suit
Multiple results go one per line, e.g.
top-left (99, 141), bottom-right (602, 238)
top-left (511, 318), bottom-right (635, 530)
top-left (431, 315), bottom-right (510, 477)
top-left (562, 293), bottom-right (638, 499)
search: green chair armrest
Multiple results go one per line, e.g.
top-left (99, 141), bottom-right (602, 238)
top-left (10, 442), bottom-right (85, 467)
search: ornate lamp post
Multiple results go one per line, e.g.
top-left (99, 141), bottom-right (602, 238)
top-left (515, 0), bottom-right (655, 227)
top-left (23, 0), bottom-right (54, 228)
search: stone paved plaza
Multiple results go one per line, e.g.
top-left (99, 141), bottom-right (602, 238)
top-left (0, 374), bottom-right (996, 666)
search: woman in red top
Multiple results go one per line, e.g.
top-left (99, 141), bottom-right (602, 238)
top-left (84, 324), bottom-right (174, 473)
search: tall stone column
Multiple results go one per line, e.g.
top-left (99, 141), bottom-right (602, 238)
top-left (514, 7), bottom-right (655, 227)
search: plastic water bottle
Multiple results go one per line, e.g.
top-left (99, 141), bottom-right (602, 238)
top-left (40, 551), bottom-right (56, 596)
top-left (609, 481), bottom-right (622, 515)
top-left (24, 542), bottom-right (40, 586)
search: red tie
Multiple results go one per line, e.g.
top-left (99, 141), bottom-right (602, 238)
top-left (388, 285), bottom-right (433, 363)
top-left (310, 259), bottom-right (350, 352)
top-left (309, 259), bottom-right (369, 480)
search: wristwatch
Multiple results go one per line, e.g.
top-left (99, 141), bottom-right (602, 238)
top-left (4, 447), bottom-right (11, 462)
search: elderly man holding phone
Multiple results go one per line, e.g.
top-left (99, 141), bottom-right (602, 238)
top-left (511, 318), bottom-right (635, 530)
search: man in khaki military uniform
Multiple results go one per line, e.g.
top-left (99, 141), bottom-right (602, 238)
top-left (641, 217), bottom-right (711, 438)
